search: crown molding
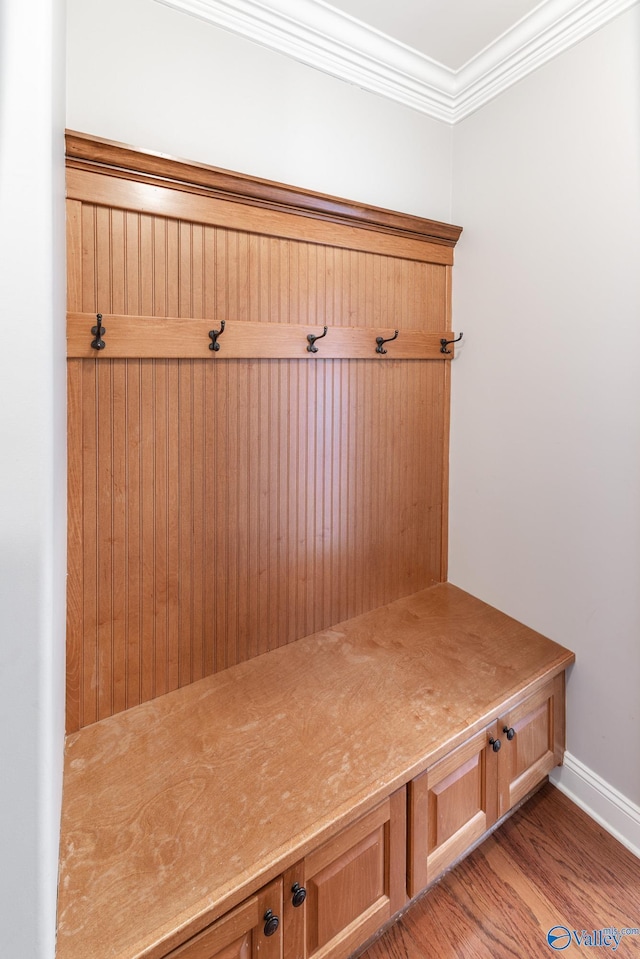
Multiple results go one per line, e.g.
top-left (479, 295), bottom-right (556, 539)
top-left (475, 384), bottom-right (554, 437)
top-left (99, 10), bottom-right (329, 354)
top-left (155, 0), bottom-right (457, 121)
top-left (156, 0), bottom-right (640, 124)
top-left (453, 0), bottom-right (640, 121)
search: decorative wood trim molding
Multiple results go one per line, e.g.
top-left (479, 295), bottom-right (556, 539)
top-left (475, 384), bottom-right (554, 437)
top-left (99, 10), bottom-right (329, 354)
top-left (153, 0), bottom-right (640, 123)
top-left (65, 131), bottom-right (462, 249)
top-left (66, 165), bottom-right (455, 264)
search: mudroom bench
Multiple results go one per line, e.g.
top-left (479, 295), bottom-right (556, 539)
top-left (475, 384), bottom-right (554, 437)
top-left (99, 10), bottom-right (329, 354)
top-left (56, 583), bottom-right (574, 959)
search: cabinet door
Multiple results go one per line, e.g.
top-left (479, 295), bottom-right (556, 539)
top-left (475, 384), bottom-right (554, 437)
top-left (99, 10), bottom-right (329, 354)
top-left (303, 788), bottom-right (406, 959)
top-left (498, 673), bottom-right (566, 816)
top-left (164, 878), bottom-right (283, 959)
top-left (408, 725), bottom-right (499, 897)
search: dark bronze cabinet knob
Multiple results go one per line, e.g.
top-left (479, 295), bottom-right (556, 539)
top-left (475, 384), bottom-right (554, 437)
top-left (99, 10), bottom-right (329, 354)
top-left (503, 726), bottom-right (515, 740)
top-left (489, 737), bottom-right (501, 752)
top-left (263, 909), bottom-right (279, 937)
top-left (291, 883), bottom-right (307, 908)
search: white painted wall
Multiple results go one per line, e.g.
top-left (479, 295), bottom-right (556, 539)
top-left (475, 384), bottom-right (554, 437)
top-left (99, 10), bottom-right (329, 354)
top-left (66, 0), bottom-right (453, 222)
top-left (450, 7), bottom-right (640, 823)
top-left (0, 0), bottom-right (67, 956)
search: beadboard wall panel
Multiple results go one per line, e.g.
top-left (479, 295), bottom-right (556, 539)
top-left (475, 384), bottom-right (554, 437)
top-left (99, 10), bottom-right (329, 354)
top-left (66, 136), bottom-right (459, 731)
top-left (71, 205), bottom-right (448, 327)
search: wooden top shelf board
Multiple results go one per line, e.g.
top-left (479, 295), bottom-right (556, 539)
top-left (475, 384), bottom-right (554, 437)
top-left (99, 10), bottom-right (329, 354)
top-left (56, 584), bottom-right (574, 959)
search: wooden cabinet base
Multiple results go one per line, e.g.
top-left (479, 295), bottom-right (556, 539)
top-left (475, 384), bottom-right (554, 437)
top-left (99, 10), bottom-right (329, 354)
top-left (55, 585), bottom-right (574, 959)
top-left (164, 880), bottom-right (283, 959)
top-left (159, 792), bottom-right (406, 959)
top-left (407, 675), bottom-right (566, 896)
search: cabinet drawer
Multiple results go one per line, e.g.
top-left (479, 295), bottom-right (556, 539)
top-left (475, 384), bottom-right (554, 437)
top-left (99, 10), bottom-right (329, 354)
top-left (164, 879), bottom-right (283, 959)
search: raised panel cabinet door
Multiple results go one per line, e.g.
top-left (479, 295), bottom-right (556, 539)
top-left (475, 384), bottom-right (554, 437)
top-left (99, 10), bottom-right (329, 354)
top-left (303, 788), bottom-right (406, 959)
top-left (163, 879), bottom-right (283, 959)
top-left (498, 673), bottom-right (566, 816)
top-left (408, 724), bottom-right (499, 897)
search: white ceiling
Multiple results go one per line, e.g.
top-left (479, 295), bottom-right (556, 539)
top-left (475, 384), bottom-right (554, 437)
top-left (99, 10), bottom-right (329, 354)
top-left (323, 0), bottom-right (545, 71)
top-left (158, 0), bottom-right (639, 121)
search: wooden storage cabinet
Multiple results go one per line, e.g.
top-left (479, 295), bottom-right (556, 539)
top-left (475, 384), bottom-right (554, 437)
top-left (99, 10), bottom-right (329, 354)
top-left (166, 791), bottom-right (406, 959)
top-left (408, 674), bottom-right (566, 896)
top-left (164, 879), bottom-right (283, 959)
top-left (56, 586), bottom-right (574, 959)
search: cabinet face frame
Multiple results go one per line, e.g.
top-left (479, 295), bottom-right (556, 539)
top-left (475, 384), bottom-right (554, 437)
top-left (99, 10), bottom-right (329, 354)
top-left (282, 862), bottom-right (306, 959)
top-left (164, 878), bottom-right (283, 959)
top-left (407, 724), bottom-right (499, 896)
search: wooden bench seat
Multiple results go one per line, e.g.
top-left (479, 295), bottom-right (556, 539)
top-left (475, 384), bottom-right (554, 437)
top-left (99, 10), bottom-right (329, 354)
top-left (56, 583), bottom-right (574, 959)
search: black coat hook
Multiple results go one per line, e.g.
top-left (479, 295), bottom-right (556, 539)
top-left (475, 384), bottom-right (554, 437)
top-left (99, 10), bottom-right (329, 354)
top-left (375, 330), bottom-right (399, 355)
top-left (440, 332), bottom-right (463, 354)
top-left (209, 320), bottom-right (226, 351)
top-left (307, 326), bottom-right (328, 353)
top-left (91, 314), bottom-right (106, 351)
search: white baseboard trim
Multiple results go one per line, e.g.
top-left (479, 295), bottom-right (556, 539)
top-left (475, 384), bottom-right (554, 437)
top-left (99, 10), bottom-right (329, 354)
top-left (550, 751), bottom-right (640, 860)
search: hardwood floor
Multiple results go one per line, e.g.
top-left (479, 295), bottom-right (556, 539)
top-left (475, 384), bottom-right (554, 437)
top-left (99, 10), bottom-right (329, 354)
top-left (360, 783), bottom-right (640, 958)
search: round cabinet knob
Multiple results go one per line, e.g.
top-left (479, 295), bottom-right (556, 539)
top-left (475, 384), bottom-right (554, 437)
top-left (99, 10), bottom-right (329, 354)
top-left (489, 737), bottom-right (502, 752)
top-left (503, 726), bottom-right (515, 741)
top-left (291, 883), bottom-right (307, 908)
top-left (263, 910), bottom-right (280, 937)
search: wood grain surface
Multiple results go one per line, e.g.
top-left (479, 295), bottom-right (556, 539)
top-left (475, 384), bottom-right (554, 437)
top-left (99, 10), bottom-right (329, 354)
top-left (65, 159), bottom-right (456, 731)
top-left (56, 584), bottom-right (574, 959)
top-left (67, 312), bottom-right (458, 360)
top-left (65, 131), bottom-right (463, 250)
top-left (66, 168), bottom-right (455, 266)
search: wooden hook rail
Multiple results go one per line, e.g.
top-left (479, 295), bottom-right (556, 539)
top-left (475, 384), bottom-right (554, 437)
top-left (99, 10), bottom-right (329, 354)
top-left (67, 313), bottom-right (461, 361)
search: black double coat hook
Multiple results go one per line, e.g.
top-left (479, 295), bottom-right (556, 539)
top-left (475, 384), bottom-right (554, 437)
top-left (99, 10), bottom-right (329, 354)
top-left (209, 320), bottom-right (226, 351)
top-left (307, 327), bottom-right (328, 353)
top-left (440, 332), bottom-right (463, 354)
top-left (375, 330), bottom-right (399, 354)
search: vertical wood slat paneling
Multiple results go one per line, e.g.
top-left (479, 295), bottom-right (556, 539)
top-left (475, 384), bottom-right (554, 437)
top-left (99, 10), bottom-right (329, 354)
top-left (80, 362), bottom-right (97, 726)
top-left (66, 202), bottom-right (452, 731)
top-left (125, 360), bottom-right (141, 709)
top-left (66, 360), bottom-right (83, 732)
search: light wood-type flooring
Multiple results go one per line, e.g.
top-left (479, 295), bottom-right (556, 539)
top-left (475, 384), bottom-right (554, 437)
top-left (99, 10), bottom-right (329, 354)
top-left (359, 783), bottom-right (640, 958)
